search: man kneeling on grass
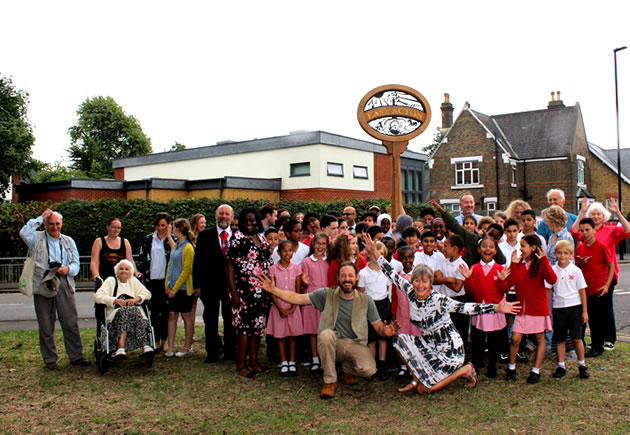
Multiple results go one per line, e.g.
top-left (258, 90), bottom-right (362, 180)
top-left (257, 262), bottom-right (399, 399)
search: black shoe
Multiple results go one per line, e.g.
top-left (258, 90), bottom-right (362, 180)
top-left (377, 361), bottom-right (389, 381)
top-left (44, 362), bottom-right (59, 371)
top-left (506, 369), bottom-right (516, 381)
top-left (498, 353), bottom-right (509, 363)
top-left (527, 371), bottom-right (540, 384)
top-left (585, 349), bottom-right (602, 358)
top-left (552, 367), bottom-right (566, 378)
top-left (579, 366), bottom-right (590, 379)
top-left (486, 367), bottom-right (497, 378)
top-left (516, 351), bottom-right (528, 363)
top-left (205, 355), bottom-right (220, 363)
top-left (71, 357), bottom-right (92, 367)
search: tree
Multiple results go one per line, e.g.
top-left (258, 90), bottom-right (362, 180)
top-left (0, 75), bottom-right (37, 196)
top-left (68, 96), bottom-right (152, 178)
top-left (169, 141), bottom-right (186, 152)
top-left (421, 126), bottom-right (443, 158)
top-left (30, 160), bottom-right (87, 183)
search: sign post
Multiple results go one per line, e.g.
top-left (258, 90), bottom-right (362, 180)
top-left (357, 84), bottom-right (431, 219)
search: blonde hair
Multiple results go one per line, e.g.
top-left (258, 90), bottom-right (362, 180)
top-left (505, 200), bottom-right (532, 219)
top-left (477, 216), bottom-right (495, 229)
top-left (554, 240), bottom-right (574, 254)
top-left (542, 205), bottom-right (568, 228)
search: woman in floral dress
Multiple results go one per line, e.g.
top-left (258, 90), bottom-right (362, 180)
top-left (227, 208), bottom-right (274, 377)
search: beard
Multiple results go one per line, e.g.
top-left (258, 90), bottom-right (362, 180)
top-left (340, 280), bottom-right (355, 293)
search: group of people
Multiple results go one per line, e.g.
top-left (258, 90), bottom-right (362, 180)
top-left (19, 188), bottom-right (627, 400)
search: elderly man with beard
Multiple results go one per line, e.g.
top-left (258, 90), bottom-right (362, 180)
top-left (257, 262), bottom-right (399, 399)
top-left (193, 204), bottom-right (237, 362)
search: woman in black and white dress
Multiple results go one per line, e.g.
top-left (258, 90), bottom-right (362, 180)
top-left (363, 236), bottom-right (520, 394)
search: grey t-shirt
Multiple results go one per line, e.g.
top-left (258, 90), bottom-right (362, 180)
top-left (308, 287), bottom-right (381, 339)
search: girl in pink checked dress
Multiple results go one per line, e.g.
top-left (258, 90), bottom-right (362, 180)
top-left (300, 232), bottom-right (329, 374)
top-left (267, 240), bottom-right (304, 376)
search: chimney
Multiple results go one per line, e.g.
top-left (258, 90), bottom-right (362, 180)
top-left (548, 90), bottom-right (566, 109)
top-left (441, 93), bottom-right (454, 130)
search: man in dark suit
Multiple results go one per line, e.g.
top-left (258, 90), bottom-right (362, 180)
top-left (193, 204), bottom-right (236, 362)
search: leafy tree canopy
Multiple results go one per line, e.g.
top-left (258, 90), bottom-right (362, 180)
top-left (30, 160), bottom-right (88, 184)
top-left (169, 141), bottom-right (186, 152)
top-left (0, 74), bottom-right (37, 196)
top-left (68, 96), bottom-right (152, 178)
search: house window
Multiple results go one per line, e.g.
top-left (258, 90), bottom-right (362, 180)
top-left (353, 165), bottom-right (368, 179)
top-left (402, 167), bottom-right (423, 203)
top-left (443, 203), bottom-right (461, 213)
top-left (486, 201), bottom-right (496, 216)
top-left (511, 165), bottom-right (517, 187)
top-left (577, 160), bottom-right (585, 186)
top-left (455, 161), bottom-right (480, 186)
top-left (290, 162), bottom-right (310, 177)
top-left (327, 162), bottom-right (344, 177)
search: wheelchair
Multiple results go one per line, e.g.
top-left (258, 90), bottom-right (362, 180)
top-left (93, 280), bottom-right (156, 374)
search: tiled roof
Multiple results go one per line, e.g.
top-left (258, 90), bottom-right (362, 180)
top-left (602, 147), bottom-right (630, 180)
top-left (472, 105), bottom-right (579, 160)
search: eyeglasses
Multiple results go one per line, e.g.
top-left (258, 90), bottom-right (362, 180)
top-left (343, 213), bottom-right (355, 216)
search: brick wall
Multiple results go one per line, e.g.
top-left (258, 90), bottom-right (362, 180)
top-left (374, 153), bottom-right (392, 197)
top-left (114, 168), bottom-right (125, 180)
top-left (589, 153), bottom-right (630, 206)
top-left (19, 189), bottom-right (125, 203)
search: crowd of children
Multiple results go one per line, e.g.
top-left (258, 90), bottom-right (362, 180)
top-left (255, 193), bottom-right (626, 386)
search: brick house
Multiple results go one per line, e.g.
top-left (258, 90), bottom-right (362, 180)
top-left (15, 130), bottom-right (429, 204)
top-left (588, 142), bottom-right (630, 207)
top-left (429, 93), bottom-right (606, 215)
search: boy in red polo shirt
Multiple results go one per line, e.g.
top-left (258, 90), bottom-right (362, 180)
top-left (574, 218), bottom-right (614, 358)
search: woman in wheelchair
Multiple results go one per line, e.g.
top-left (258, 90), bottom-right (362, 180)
top-left (94, 259), bottom-right (153, 359)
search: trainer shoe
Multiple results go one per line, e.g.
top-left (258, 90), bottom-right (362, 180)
top-left (603, 342), bottom-right (615, 351)
top-left (552, 367), bottom-right (566, 378)
top-left (320, 382), bottom-right (337, 399)
top-left (527, 371), bottom-right (540, 384)
top-left (579, 366), bottom-right (590, 379)
top-left (499, 353), bottom-right (509, 363)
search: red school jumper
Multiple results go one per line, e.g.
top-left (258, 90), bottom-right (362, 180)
top-left (465, 263), bottom-right (509, 304)
top-left (507, 256), bottom-right (557, 316)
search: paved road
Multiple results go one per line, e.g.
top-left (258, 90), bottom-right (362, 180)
top-left (2, 264), bottom-right (630, 341)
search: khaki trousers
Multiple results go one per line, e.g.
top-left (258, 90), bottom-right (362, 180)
top-left (317, 329), bottom-right (376, 383)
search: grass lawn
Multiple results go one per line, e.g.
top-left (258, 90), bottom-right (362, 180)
top-left (1, 327), bottom-right (629, 433)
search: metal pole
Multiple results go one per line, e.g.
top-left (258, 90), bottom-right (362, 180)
top-left (614, 46), bottom-right (626, 259)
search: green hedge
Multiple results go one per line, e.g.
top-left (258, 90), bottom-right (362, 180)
top-left (1, 198), bottom-right (434, 257)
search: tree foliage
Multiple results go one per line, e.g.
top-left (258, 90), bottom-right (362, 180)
top-left (0, 75), bottom-right (37, 196)
top-left (169, 141), bottom-right (186, 152)
top-left (30, 161), bottom-right (88, 184)
top-left (68, 96), bottom-right (152, 178)
top-left (421, 126), bottom-right (443, 158)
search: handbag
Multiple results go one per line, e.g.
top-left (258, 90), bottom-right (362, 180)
top-left (18, 232), bottom-right (44, 297)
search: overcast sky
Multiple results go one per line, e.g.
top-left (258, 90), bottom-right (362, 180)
top-left (2, 1), bottom-right (628, 164)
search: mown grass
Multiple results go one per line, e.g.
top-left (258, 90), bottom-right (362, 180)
top-left (0, 328), bottom-right (629, 433)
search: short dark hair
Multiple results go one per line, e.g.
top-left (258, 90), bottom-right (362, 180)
top-left (238, 208), bottom-right (262, 233)
top-left (276, 215), bottom-right (290, 231)
top-left (304, 212), bottom-right (319, 225)
top-left (354, 222), bottom-right (369, 234)
top-left (488, 223), bottom-right (504, 237)
top-left (447, 234), bottom-right (464, 251)
top-left (580, 217), bottom-right (596, 229)
top-left (260, 204), bottom-right (277, 219)
top-left (320, 215), bottom-right (338, 229)
top-left (421, 230), bottom-right (437, 241)
top-left (264, 226), bottom-right (278, 236)
top-left (397, 245), bottom-right (413, 256)
top-left (326, 210), bottom-right (342, 218)
top-left (420, 208), bottom-right (435, 218)
top-left (361, 212), bottom-right (378, 222)
top-left (277, 240), bottom-right (293, 251)
top-left (521, 209), bottom-right (536, 219)
top-left (154, 212), bottom-right (170, 226)
top-left (337, 261), bottom-right (358, 277)
top-left (402, 226), bottom-right (421, 239)
top-left (504, 218), bottom-right (519, 229)
top-left (367, 225), bottom-right (384, 239)
top-left (282, 219), bottom-right (300, 234)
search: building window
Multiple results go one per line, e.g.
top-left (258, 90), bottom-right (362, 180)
top-left (441, 202), bottom-right (461, 213)
top-left (290, 162), bottom-right (310, 177)
top-left (486, 201), bottom-right (496, 216)
top-left (577, 160), bottom-right (585, 186)
top-left (511, 165), bottom-right (517, 187)
top-left (455, 161), bottom-right (480, 186)
top-left (327, 162), bottom-right (344, 177)
top-left (353, 165), bottom-right (368, 179)
top-left (402, 167), bottom-right (423, 203)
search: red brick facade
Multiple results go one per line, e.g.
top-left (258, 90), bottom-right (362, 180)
top-left (18, 189), bottom-right (125, 204)
top-left (114, 168), bottom-right (125, 180)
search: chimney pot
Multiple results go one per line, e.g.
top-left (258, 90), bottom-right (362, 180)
top-left (556, 91), bottom-right (561, 100)
top-left (441, 92), bottom-right (454, 130)
top-left (444, 93), bottom-right (450, 103)
top-left (550, 91), bottom-right (556, 101)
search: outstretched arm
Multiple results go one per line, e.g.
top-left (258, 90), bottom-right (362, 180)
top-left (256, 273), bottom-right (312, 306)
top-left (362, 235), bottom-right (414, 296)
top-left (371, 319), bottom-right (400, 337)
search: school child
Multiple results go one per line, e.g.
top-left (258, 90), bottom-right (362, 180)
top-left (460, 238), bottom-right (509, 378)
top-left (517, 210), bottom-right (547, 252)
top-left (463, 215), bottom-right (478, 234)
top-left (433, 235), bottom-right (469, 345)
top-left (502, 234), bottom-right (557, 383)
top-left (300, 232), bottom-right (329, 374)
top-left (327, 233), bottom-right (365, 287)
top-left (319, 215), bottom-right (340, 243)
top-left (420, 208), bottom-right (435, 227)
top-left (402, 226), bottom-right (422, 252)
top-left (357, 241), bottom-right (392, 380)
top-left (265, 227), bottom-right (280, 253)
top-left (498, 219), bottom-right (521, 267)
top-left (477, 216), bottom-right (495, 238)
top-left (390, 245), bottom-right (422, 381)
top-left (414, 230), bottom-right (446, 270)
top-left (272, 219), bottom-right (309, 265)
top-left (382, 236), bottom-right (403, 273)
top-left (413, 217), bottom-right (425, 233)
top-left (574, 218), bottom-right (615, 358)
top-left (267, 241), bottom-right (304, 376)
top-left (431, 217), bottom-right (447, 244)
top-left (548, 240), bottom-right (590, 379)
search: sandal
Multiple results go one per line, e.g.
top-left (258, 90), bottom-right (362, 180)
top-left (398, 380), bottom-right (418, 393)
top-left (249, 363), bottom-right (271, 374)
top-left (288, 361), bottom-right (298, 376)
top-left (237, 366), bottom-right (258, 378)
top-left (279, 362), bottom-right (290, 377)
top-left (464, 363), bottom-right (478, 388)
top-left (396, 366), bottom-right (409, 380)
top-left (310, 362), bottom-right (322, 374)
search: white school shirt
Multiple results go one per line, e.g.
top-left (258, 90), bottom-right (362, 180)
top-left (498, 240), bottom-right (520, 267)
top-left (413, 250), bottom-right (445, 272)
top-left (547, 263), bottom-right (587, 309)
top-left (436, 256), bottom-right (466, 298)
top-left (272, 242), bottom-right (310, 265)
top-left (390, 258), bottom-right (404, 274)
top-left (358, 265), bottom-right (391, 301)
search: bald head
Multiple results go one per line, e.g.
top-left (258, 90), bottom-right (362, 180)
top-left (216, 204), bottom-right (234, 230)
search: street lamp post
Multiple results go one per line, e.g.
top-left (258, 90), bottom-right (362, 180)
top-left (614, 45), bottom-right (626, 259)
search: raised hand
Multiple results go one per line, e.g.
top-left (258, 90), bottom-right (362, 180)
top-left (497, 268), bottom-right (511, 281)
top-left (534, 246), bottom-right (546, 260)
top-left (301, 270), bottom-right (310, 286)
top-left (361, 234), bottom-right (380, 261)
top-left (427, 199), bottom-right (445, 214)
top-left (608, 197), bottom-right (620, 214)
top-left (579, 197), bottom-right (590, 215)
top-left (459, 263), bottom-right (472, 279)
top-left (511, 250), bottom-right (519, 264)
top-left (495, 294), bottom-right (521, 315)
top-left (256, 273), bottom-right (274, 294)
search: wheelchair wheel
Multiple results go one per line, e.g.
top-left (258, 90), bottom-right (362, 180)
top-left (97, 352), bottom-right (109, 374)
top-left (93, 338), bottom-right (100, 361)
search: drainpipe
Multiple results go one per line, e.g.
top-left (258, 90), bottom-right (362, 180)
top-left (219, 178), bottom-right (225, 200)
top-left (495, 137), bottom-right (501, 210)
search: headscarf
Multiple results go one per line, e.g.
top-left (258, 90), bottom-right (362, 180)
top-left (376, 213), bottom-right (393, 237)
top-left (394, 214), bottom-right (413, 242)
